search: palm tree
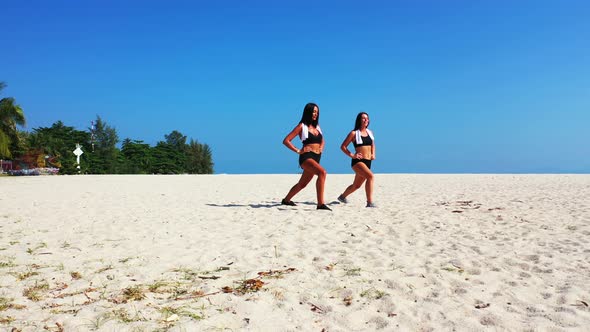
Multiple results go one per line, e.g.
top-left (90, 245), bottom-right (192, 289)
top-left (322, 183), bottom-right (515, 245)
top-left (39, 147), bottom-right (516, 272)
top-left (0, 82), bottom-right (26, 158)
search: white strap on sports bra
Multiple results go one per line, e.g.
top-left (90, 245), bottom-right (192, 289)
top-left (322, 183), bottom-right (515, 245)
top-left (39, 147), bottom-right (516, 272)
top-left (301, 124), bottom-right (322, 141)
top-left (355, 129), bottom-right (374, 145)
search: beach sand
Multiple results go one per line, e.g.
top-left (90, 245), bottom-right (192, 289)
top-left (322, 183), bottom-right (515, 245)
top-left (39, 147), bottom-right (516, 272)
top-left (0, 174), bottom-right (589, 331)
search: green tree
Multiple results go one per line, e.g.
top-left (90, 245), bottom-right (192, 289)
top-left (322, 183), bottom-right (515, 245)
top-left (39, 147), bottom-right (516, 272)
top-left (147, 130), bottom-right (188, 174)
top-left (0, 82), bottom-right (26, 158)
top-left (186, 139), bottom-right (214, 174)
top-left (86, 116), bottom-right (119, 174)
top-left (164, 130), bottom-right (187, 151)
top-left (22, 115), bottom-right (214, 175)
top-left (11, 130), bottom-right (30, 158)
top-left (120, 138), bottom-right (152, 174)
top-left (27, 121), bottom-right (91, 174)
top-left (150, 142), bottom-right (183, 174)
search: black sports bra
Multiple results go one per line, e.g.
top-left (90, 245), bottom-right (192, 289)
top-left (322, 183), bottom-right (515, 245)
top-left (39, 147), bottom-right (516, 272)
top-left (303, 131), bottom-right (323, 145)
top-left (353, 134), bottom-right (373, 148)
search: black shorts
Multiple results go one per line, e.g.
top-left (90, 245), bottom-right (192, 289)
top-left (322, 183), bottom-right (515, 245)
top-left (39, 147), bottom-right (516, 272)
top-left (351, 158), bottom-right (372, 169)
top-left (299, 152), bottom-right (321, 166)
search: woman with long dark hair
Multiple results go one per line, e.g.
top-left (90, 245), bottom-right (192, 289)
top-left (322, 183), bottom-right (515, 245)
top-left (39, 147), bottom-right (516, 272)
top-left (337, 112), bottom-right (376, 207)
top-left (281, 103), bottom-right (331, 210)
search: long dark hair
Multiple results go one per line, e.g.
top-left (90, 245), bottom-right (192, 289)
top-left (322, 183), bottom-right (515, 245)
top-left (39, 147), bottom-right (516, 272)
top-left (354, 112), bottom-right (369, 131)
top-left (299, 103), bottom-right (319, 127)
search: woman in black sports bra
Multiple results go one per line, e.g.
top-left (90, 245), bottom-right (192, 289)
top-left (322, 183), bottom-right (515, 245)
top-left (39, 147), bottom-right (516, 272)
top-left (281, 103), bottom-right (331, 211)
top-left (337, 112), bottom-right (377, 208)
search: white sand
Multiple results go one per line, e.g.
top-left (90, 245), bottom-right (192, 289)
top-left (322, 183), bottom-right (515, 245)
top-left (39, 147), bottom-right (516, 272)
top-left (0, 174), bottom-right (589, 331)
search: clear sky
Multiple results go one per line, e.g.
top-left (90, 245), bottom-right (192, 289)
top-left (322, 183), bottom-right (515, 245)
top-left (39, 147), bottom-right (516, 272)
top-left (3, 1), bottom-right (589, 174)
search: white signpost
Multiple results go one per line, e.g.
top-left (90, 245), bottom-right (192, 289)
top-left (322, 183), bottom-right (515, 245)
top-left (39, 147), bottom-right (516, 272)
top-left (73, 144), bottom-right (83, 172)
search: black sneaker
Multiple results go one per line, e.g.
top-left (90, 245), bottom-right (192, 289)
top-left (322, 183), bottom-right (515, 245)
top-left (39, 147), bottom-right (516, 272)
top-left (317, 204), bottom-right (332, 211)
top-left (281, 199), bottom-right (296, 206)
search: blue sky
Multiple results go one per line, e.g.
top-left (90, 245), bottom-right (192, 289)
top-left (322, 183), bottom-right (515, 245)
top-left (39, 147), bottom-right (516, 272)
top-left (3, 1), bottom-right (589, 174)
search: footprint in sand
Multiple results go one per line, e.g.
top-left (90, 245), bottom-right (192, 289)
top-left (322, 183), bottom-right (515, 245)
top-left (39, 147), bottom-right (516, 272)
top-left (532, 267), bottom-right (553, 274)
top-left (518, 263), bottom-right (531, 271)
top-left (480, 314), bottom-right (500, 327)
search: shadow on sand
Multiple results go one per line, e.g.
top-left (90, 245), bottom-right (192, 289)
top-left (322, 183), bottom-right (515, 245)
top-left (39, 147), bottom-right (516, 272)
top-left (206, 203), bottom-right (281, 209)
top-left (206, 201), bottom-right (339, 209)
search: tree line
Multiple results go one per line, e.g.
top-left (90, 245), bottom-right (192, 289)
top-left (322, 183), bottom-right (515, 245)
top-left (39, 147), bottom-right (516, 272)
top-left (0, 82), bottom-right (214, 175)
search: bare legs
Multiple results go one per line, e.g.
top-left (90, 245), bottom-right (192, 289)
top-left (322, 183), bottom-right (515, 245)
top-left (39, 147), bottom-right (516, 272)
top-left (283, 159), bottom-right (327, 207)
top-left (339, 163), bottom-right (374, 204)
